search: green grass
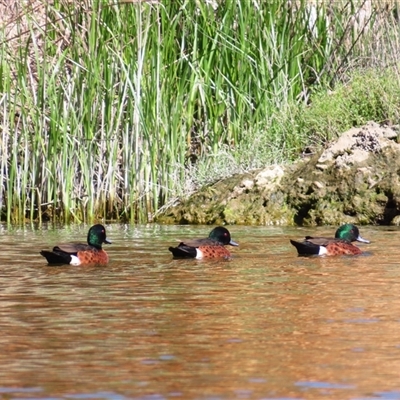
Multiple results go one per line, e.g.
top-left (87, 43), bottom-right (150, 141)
top-left (1, 0), bottom-right (400, 224)
top-left (190, 67), bottom-right (400, 188)
top-left (300, 68), bottom-right (400, 143)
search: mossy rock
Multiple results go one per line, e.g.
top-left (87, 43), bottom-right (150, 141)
top-left (156, 122), bottom-right (400, 226)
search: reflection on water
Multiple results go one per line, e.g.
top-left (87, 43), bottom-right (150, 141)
top-left (0, 224), bottom-right (400, 399)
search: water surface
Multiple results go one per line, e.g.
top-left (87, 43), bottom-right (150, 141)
top-left (0, 224), bottom-right (399, 400)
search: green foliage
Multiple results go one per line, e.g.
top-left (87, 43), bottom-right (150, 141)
top-left (299, 68), bottom-right (400, 144)
top-left (0, 0), bottom-right (398, 223)
top-left (190, 67), bottom-right (400, 188)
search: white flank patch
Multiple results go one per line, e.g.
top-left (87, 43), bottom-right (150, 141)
top-left (196, 249), bottom-right (203, 259)
top-left (318, 247), bottom-right (328, 255)
top-left (70, 255), bottom-right (81, 266)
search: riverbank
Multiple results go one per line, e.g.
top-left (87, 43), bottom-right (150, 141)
top-left (156, 122), bottom-right (400, 226)
top-left (1, 1), bottom-right (400, 224)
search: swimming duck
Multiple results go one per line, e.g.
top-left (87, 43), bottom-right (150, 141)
top-left (290, 223), bottom-right (370, 256)
top-left (169, 226), bottom-right (238, 259)
top-left (40, 224), bottom-right (111, 265)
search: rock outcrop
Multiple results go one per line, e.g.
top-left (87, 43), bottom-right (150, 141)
top-left (156, 122), bottom-right (400, 226)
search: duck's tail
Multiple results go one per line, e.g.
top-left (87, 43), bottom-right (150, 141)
top-left (40, 250), bottom-right (72, 265)
top-left (168, 245), bottom-right (197, 259)
top-left (290, 240), bottom-right (321, 256)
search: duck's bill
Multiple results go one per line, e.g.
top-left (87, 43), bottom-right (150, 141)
top-left (229, 240), bottom-right (239, 246)
top-left (104, 238), bottom-right (112, 244)
top-left (356, 236), bottom-right (370, 243)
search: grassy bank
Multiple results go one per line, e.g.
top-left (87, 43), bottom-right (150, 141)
top-left (1, 0), bottom-right (400, 224)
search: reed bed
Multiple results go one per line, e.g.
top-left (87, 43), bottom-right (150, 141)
top-left (0, 0), bottom-right (399, 224)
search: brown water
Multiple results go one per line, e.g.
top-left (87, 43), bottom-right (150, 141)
top-left (0, 224), bottom-right (399, 400)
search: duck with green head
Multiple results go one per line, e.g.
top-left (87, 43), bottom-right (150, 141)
top-left (40, 224), bottom-right (112, 266)
top-left (169, 226), bottom-right (238, 259)
top-left (290, 223), bottom-right (370, 256)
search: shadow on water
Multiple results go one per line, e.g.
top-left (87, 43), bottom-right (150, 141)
top-left (0, 224), bottom-right (399, 399)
